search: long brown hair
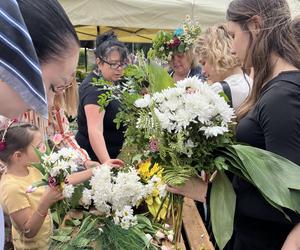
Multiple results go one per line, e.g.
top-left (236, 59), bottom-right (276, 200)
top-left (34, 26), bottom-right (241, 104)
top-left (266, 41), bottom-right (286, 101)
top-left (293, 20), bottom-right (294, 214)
top-left (292, 16), bottom-right (300, 46)
top-left (54, 77), bottom-right (78, 117)
top-left (227, 0), bottom-right (300, 120)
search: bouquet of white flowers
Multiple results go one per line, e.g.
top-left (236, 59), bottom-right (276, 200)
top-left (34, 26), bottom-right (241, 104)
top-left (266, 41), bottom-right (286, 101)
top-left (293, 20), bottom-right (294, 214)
top-left (81, 164), bottom-right (151, 229)
top-left (134, 76), bottom-right (235, 185)
top-left (98, 57), bottom-right (300, 249)
top-left (27, 134), bottom-right (84, 223)
top-left (50, 165), bottom-right (172, 250)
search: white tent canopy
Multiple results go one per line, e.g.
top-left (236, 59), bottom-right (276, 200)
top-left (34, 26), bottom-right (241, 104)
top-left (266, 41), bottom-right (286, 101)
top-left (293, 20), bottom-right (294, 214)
top-left (60, 0), bottom-right (300, 43)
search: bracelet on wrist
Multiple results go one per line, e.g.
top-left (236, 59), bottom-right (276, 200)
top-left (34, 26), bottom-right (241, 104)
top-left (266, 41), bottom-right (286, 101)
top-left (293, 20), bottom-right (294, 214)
top-left (36, 209), bottom-right (47, 218)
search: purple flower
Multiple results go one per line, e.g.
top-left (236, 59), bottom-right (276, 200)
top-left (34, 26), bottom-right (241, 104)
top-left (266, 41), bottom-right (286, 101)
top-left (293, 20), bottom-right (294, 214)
top-left (48, 176), bottom-right (57, 188)
top-left (173, 37), bottom-right (181, 46)
top-left (150, 138), bottom-right (159, 153)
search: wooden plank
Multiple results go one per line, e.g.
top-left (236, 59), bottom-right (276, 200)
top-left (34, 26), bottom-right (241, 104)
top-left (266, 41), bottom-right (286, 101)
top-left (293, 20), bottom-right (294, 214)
top-left (178, 234), bottom-right (186, 250)
top-left (182, 197), bottom-right (215, 250)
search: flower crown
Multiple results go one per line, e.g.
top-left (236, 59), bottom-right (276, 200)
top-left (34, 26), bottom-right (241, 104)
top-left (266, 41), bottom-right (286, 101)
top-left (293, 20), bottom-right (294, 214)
top-left (148, 15), bottom-right (201, 62)
top-left (0, 118), bottom-right (18, 152)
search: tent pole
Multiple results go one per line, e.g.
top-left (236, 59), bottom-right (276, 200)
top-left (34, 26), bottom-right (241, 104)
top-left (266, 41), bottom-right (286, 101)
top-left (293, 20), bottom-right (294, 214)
top-left (84, 47), bottom-right (87, 72)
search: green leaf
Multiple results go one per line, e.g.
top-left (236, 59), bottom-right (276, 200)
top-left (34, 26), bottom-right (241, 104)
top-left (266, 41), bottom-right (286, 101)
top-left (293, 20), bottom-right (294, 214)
top-left (31, 158), bottom-right (46, 175)
top-left (71, 237), bottom-right (92, 247)
top-left (50, 235), bottom-right (72, 242)
top-left (147, 62), bottom-right (175, 92)
top-left (59, 227), bottom-right (74, 236)
top-left (131, 154), bottom-right (143, 163)
top-left (210, 171), bottom-right (236, 250)
top-left (31, 180), bottom-right (47, 188)
top-left (177, 43), bottom-right (185, 53)
top-left (70, 185), bottom-right (84, 208)
top-left (51, 211), bottom-right (60, 225)
top-left (232, 145), bottom-right (300, 212)
top-left (136, 215), bottom-right (154, 231)
top-left (131, 227), bottom-right (151, 247)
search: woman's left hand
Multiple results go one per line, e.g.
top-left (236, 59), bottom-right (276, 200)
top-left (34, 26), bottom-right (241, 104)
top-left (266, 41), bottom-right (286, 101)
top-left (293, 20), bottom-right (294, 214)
top-left (84, 160), bottom-right (100, 169)
top-left (166, 177), bottom-right (208, 202)
top-left (104, 159), bottom-right (124, 168)
top-left (84, 159), bottom-right (124, 169)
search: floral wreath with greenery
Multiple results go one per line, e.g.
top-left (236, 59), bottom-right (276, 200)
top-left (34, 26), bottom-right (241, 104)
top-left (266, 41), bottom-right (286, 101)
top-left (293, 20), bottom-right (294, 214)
top-left (148, 15), bottom-right (201, 62)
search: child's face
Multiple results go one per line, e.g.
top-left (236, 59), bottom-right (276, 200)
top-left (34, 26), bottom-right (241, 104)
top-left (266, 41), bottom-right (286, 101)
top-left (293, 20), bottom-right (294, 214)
top-left (24, 131), bottom-right (43, 164)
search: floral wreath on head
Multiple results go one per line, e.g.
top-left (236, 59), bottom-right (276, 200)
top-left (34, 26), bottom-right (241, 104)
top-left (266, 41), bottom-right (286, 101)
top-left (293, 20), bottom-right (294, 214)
top-left (148, 15), bottom-right (201, 62)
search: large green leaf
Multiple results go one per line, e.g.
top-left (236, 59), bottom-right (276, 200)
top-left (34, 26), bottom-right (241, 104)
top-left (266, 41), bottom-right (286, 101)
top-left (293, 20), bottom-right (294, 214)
top-left (147, 62), bottom-right (175, 93)
top-left (232, 145), bottom-right (300, 212)
top-left (31, 153), bottom-right (46, 175)
top-left (233, 145), bottom-right (300, 190)
top-left (70, 185), bottom-right (84, 208)
top-left (210, 171), bottom-right (236, 250)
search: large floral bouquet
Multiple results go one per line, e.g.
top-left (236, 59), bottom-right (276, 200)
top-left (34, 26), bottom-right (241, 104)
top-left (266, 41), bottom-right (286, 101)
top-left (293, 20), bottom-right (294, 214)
top-left (148, 15), bottom-right (201, 62)
top-left (134, 76), bottom-right (235, 185)
top-left (98, 58), bottom-right (300, 249)
top-left (50, 164), bottom-right (172, 250)
top-left (28, 134), bottom-right (84, 223)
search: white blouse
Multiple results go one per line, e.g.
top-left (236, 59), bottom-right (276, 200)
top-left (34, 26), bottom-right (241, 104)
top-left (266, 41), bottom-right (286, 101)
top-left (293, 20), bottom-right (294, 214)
top-left (210, 74), bottom-right (252, 110)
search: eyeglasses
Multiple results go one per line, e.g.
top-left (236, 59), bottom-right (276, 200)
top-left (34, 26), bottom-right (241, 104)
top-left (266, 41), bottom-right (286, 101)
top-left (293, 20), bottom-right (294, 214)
top-left (100, 57), bottom-right (128, 69)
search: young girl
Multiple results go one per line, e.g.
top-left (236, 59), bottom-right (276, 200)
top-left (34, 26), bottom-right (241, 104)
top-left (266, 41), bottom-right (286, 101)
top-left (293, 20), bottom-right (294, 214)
top-left (0, 123), bottom-right (123, 250)
top-left (0, 124), bottom-right (63, 250)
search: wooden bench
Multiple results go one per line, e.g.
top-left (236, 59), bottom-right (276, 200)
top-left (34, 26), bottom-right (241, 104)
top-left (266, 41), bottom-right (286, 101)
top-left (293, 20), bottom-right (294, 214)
top-left (180, 197), bottom-right (215, 250)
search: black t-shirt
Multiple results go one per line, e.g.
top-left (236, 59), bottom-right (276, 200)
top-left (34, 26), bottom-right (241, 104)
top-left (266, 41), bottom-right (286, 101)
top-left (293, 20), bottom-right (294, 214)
top-left (75, 71), bottom-right (125, 161)
top-left (231, 71), bottom-right (300, 250)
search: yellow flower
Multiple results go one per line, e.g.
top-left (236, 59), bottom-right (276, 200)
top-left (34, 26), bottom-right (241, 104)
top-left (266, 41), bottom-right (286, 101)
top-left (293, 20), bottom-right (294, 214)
top-left (138, 160), bottom-right (162, 181)
top-left (152, 188), bottom-right (160, 197)
top-left (138, 160), bottom-right (152, 180)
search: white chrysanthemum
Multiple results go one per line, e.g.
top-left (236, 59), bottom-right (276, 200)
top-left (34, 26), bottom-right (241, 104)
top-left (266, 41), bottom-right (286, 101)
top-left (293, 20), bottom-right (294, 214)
top-left (113, 206), bottom-right (138, 229)
top-left (90, 165), bottom-right (113, 214)
top-left (199, 126), bottom-right (229, 138)
top-left (177, 76), bottom-right (202, 89)
top-left (81, 188), bottom-right (92, 206)
top-left (152, 77), bottom-right (235, 133)
top-left (111, 168), bottom-right (146, 210)
top-left (63, 184), bottom-right (74, 198)
top-left (134, 94), bottom-right (151, 108)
